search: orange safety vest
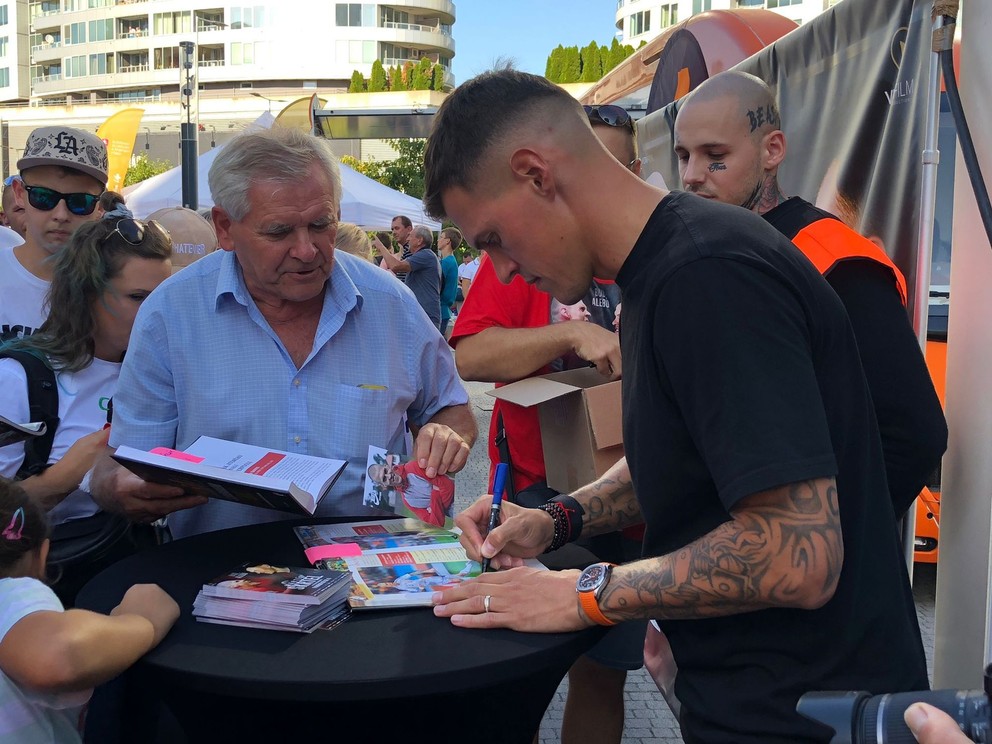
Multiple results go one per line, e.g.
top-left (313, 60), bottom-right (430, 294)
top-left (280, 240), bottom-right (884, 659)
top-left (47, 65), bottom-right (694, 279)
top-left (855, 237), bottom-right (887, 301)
top-left (791, 217), bottom-right (908, 306)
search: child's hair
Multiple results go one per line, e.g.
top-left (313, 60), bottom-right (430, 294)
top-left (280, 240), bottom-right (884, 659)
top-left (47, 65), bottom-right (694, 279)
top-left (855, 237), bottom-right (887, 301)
top-left (3, 211), bottom-right (172, 372)
top-left (0, 479), bottom-right (49, 577)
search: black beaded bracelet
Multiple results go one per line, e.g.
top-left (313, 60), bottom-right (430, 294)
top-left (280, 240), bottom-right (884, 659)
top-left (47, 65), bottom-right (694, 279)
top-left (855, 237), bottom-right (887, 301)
top-left (536, 495), bottom-right (585, 551)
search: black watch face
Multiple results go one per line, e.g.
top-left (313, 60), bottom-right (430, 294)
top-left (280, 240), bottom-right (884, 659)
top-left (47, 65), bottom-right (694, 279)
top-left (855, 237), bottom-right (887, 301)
top-left (578, 563), bottom-right (609, 592)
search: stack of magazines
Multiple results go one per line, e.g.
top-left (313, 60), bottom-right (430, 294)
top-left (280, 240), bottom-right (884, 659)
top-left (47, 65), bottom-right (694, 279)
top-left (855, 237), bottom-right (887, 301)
top-left (193, 562), bottom-right (352, 632)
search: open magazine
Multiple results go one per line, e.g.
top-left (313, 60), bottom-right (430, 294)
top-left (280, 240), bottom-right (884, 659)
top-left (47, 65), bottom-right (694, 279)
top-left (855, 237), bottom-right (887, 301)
top-left (294, 518), bottom-right (478, 609)
top-left (0, 415), bottom-right (46, 448)
top-left (113, 436), bottom-right (346, 515)
top-left (294, 518), bottom-right (545, 610)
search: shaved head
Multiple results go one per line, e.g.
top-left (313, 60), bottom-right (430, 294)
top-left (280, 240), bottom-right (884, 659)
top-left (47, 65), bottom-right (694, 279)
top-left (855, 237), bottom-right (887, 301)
top-left (682, 71), bottom-right (782, 140)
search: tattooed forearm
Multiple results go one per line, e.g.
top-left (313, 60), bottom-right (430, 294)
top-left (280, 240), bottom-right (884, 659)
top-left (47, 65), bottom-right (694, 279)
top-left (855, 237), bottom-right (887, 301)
top-left (598, 477), bottom-right (843, 621)
top-left (571, 457), bottom-right (642, 534)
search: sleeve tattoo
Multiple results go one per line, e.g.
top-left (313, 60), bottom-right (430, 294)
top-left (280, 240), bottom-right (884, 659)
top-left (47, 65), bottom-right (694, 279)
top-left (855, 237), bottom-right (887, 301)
top-left (600, 478), bottom-right (843, 620)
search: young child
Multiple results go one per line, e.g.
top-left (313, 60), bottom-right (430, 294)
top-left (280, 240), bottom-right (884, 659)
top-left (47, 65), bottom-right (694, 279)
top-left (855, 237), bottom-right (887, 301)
top-left (0, 479), bottom-right (179, 742)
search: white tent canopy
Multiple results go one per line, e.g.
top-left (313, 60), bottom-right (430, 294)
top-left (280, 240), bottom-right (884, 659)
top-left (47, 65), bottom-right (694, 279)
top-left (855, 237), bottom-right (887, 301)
top-left (124, 117), bottom-right (440, 230)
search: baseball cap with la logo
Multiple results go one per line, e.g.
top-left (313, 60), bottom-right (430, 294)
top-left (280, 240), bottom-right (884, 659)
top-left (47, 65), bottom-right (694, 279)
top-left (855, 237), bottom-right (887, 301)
top-left (17, 126), bottom-right (109, 187)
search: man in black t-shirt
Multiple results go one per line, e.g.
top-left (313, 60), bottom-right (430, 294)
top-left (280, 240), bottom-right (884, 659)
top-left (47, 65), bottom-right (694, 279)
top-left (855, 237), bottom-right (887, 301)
top-left (422, 70), bottom-right (928, 744)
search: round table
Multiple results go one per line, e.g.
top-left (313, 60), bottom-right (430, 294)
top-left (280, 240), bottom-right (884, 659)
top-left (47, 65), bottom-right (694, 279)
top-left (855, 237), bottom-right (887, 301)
top-left (77, 518), bottom-right (604, 743)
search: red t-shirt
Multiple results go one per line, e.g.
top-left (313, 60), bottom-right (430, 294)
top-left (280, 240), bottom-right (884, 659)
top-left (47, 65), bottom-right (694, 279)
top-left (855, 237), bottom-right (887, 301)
top-left (449, 255), bottom-right (552, 495)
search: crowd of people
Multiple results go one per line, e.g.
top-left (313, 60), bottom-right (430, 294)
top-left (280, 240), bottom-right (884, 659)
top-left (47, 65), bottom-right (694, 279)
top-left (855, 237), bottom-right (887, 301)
top-left (0, 66), bottom-right (961, 744)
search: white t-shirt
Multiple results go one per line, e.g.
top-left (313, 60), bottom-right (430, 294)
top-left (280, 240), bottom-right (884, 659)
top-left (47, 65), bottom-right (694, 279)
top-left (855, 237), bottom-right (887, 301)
top-left (457, 257), bottom-right (481, 285)
top-left (0, 577), bottom-right (90, 743)
top-left (0, 357), bottom-right (120, 525)
top-left (0, 226), bottom-right (24, 251)
top-left (0, 247), bottom-right (49, 339)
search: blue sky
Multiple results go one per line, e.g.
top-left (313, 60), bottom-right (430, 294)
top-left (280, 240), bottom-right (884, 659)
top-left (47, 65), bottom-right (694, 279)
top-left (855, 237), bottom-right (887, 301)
top-left (450, 0), bottom-right (620, 83)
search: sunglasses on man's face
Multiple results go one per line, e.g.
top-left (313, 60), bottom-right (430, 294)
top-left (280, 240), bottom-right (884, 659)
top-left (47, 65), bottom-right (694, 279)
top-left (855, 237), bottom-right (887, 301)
top-left (583, 104), bottom-right (634, 130)
top-left (22, 184), bottom-right (102, 216)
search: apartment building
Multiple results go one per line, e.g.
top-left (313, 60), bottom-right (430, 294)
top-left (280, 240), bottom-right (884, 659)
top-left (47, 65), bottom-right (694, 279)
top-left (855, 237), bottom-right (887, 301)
top-left (615, 0), bottom-right (843, 45)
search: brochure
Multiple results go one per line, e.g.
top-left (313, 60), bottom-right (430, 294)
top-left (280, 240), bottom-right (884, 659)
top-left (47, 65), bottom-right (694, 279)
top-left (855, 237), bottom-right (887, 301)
top-left (0, 415), bottom-right (46, 448)
top-left (363, 445), bottom-right (455, 527)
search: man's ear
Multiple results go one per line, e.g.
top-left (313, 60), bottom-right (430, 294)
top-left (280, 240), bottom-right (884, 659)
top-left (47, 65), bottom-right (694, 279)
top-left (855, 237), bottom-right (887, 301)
top-left (11, 178), bottom-right (26, 210)
top-left (508, 149), bottom-right (555, 197)
top-left (212, 206), bottom-right (236, 252)
top-left (762, 130), bottom-right (787, 171)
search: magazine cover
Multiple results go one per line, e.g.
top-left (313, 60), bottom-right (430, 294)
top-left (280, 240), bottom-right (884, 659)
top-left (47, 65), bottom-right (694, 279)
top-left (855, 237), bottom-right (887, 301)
top-left (200, 563), bottom-right (350, 605)
top-left (363, 445), bottom-right (456, 528)
top-left (294, 518), bottom-right (459, 554)
top-left (348, 551), bottom-right (481, 609)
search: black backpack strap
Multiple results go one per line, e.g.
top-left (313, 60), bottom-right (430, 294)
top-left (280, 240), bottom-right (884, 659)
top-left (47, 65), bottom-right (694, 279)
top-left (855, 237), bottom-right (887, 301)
top-left (0, 349), bottom-right (59, 478)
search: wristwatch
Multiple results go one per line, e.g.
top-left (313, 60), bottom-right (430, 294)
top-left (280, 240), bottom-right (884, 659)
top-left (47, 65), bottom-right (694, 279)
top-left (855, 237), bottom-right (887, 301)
top-left (576, 562), bottom-right (618, 626)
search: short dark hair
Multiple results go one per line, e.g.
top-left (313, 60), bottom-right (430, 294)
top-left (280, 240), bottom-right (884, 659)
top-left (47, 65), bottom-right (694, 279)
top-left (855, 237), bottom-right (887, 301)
top-left (391, 215), bottom-right (412, 229)
top-left (424, 69), bottom-right (576, 221)
top-left (440, 227), bottom-right (463, 248)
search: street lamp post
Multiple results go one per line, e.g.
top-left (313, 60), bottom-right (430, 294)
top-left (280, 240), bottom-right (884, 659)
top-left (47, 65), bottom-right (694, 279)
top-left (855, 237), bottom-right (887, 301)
top-left (179, 40), bottom-right (198, 210)
top-left (249, 91), bottom-right (287, 114)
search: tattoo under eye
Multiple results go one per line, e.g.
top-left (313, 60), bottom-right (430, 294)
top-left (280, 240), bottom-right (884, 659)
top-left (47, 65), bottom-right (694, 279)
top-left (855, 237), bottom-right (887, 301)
top-left (708, 162), bottom-right (727, 172)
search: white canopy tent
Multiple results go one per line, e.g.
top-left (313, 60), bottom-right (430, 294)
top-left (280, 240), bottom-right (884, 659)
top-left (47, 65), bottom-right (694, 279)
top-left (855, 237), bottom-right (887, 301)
top-left (124, 118), bottom-right (440, 230)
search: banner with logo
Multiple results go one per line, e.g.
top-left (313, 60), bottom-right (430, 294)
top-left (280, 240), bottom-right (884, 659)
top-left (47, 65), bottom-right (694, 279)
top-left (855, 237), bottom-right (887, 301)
top-left (96, 108), bottom-right (144, 193)
top-left (638, 0), bottom-right (931, 311)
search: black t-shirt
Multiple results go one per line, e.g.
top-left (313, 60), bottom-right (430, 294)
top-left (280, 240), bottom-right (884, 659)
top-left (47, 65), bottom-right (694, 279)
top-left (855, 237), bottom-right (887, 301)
top-left (616, 192), bottom-right (928, 743)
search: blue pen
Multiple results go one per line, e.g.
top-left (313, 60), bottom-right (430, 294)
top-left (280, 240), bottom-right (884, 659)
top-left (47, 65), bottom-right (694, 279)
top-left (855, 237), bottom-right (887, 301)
top-left (481, 463), bottom-right (509, 573)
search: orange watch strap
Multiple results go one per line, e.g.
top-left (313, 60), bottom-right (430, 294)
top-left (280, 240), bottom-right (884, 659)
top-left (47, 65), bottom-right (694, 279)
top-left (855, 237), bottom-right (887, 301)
top-left (579, 589), bottom-right (618, 626)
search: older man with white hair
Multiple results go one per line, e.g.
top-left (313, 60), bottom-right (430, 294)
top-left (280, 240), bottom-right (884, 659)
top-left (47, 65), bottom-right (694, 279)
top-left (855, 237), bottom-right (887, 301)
top-left (90, 127), bottom-right (474, 536)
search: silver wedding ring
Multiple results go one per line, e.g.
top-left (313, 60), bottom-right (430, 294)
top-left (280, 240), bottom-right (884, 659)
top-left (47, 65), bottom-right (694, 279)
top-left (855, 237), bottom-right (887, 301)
top-left (483, 594), bottom-right (492, 613)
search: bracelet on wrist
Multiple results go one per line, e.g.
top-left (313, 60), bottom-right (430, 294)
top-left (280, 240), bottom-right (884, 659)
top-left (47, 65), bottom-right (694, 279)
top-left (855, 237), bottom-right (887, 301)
top-left (536, 495), bottom-right (585, 551)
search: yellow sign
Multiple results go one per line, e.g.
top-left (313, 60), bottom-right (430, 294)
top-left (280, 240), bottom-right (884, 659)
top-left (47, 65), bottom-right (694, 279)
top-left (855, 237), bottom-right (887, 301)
top-left (96, 108), bottom-right (144, 192)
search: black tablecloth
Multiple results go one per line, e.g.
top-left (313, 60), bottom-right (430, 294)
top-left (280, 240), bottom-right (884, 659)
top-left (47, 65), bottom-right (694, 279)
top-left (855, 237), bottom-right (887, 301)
top-left (77, 518), bottom-right (604, 743)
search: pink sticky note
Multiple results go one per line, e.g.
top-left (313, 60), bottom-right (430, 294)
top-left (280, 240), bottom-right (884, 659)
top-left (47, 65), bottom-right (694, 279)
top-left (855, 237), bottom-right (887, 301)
top-left (149, 447), bottom-right (205, 463)
top-left (305, 543), bottom-right (363, 563)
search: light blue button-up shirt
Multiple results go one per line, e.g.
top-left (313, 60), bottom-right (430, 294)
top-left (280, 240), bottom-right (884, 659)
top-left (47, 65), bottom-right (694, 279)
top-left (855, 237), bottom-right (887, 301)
top-left (110, 249), bottom-right (468, 538)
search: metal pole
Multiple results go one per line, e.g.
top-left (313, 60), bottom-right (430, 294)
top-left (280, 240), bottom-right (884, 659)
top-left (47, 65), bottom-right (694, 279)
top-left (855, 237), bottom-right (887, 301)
top-left (179, 40), bottom-right (198, 210)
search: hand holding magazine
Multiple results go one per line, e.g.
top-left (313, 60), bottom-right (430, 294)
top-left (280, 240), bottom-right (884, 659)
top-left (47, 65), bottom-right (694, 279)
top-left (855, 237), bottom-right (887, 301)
top-left (113, 436), bottom-right (347, 515)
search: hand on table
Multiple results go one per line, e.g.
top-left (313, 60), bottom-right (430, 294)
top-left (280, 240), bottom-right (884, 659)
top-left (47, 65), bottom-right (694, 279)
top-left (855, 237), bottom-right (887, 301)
top-left (412, 422), bottom-right (471, 478)
top-left (455, 495), bottom-right (553, 569)
top-left (433, 567), bottom-right (590, 632)
top-left (905, 703), bottom-right (972, 744)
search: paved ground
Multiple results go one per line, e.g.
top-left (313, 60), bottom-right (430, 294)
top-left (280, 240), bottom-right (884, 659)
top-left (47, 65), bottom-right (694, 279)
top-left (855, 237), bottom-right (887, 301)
top-left (455, 379), bottom-right (938, 744)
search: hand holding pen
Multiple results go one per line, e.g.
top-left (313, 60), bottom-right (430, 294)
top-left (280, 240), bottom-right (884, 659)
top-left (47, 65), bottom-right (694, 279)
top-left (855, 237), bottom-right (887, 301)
top-left (480, 463), bottom-right (509, 573)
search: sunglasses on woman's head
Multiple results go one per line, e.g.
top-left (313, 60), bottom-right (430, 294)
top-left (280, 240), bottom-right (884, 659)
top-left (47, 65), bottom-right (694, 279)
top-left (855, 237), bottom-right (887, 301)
top-left (22, 184), bottom-right (102, 216)
top-left (102, 217), bottom-right (147, 246)
top-left (583, 104), bottom-right (634, 130)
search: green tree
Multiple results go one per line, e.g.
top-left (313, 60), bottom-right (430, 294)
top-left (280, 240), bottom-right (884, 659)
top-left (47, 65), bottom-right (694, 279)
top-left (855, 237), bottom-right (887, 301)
top-left (412, 57), bottom-right (433, 90)
top-left (402, 61), bottom-right (416, 90)
top-left (545, 45), bottom-right (564, 82)
top-left (368, 60), bottom-right (388, 92)
top-left (348, 70), bottom-right (366, 93)
top-left (580, 42), bottom-right (602, 82)
top-left (561, 46), bottom-right (581, 83)
top-left (388, 64), bottom-right (403, 91)
top-left (431, 63), bottom-right (446, 91)
top-left (341, 138), bottom-right (427, 198)
top-left (123, 153), bottom-right (173, 187)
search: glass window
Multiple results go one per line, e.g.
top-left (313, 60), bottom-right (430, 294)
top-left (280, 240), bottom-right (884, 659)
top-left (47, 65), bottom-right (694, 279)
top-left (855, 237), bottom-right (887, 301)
top-left (64, 22), bottom-right (86, 46)
top-left (153, 11), bottom-right (192, 35)
top-left (336, 3), bottom-right (368, 27)
top-left (361, 4), bottom-right (375, 26)
top-left (88, 19), bottom-right (112, 42)
top-left (64, 54), bottom-right (87, 78)
top-left (660, 3), bottom-right (678, 26)
top-left (89, 53), bottom-right (112, 75)
top-left (154, 46), bottom-right (180, 69)
top-left (0, 67), bottom-right (8, 87)
top-left (231, 41), bottom-right (242, 65)
top-left (692, 0), bottom-right (712, 12)
top-left (0, 6), bottom-right (7, 26)
top-left (0, 37), bottom-right (7, 57)
top-left (629, 10), bottom-right (651, 36)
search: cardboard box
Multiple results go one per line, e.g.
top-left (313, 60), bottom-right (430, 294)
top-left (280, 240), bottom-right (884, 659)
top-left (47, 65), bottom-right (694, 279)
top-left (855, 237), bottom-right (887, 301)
top-left (489, 367), bottom-right (624, 494)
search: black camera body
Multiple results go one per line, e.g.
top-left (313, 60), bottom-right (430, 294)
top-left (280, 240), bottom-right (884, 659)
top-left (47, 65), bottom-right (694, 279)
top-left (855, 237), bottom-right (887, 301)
top-left (797, 665), bottom-right (992, 743)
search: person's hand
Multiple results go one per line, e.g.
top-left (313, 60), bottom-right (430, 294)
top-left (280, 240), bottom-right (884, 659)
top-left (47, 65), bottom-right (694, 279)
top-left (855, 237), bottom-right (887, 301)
top-left (412, 422), bottom-right (471, 477)
top-left (433, 566), bottom-right (588, 632)
top-left (565, 322), bottom-right (622, 379)
top-left (904, 703), bottom-right (972, 744)
top-left (371, 235), bottom-right (387, 254)
top-left (111, 584), bottom-right (180, 646)
top-left (455, 495), bottom-right (554, 568)
top-left (34, 428), bottom-right (110, 495)
top-left (93, 455), bottom-right (207, 523)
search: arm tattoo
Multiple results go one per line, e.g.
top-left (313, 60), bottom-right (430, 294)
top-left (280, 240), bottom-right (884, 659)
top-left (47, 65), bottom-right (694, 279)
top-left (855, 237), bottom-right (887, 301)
top-left (573, 463), bottom-right (641, 534)
top-left (600, 478), bottom-right (843, 621)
